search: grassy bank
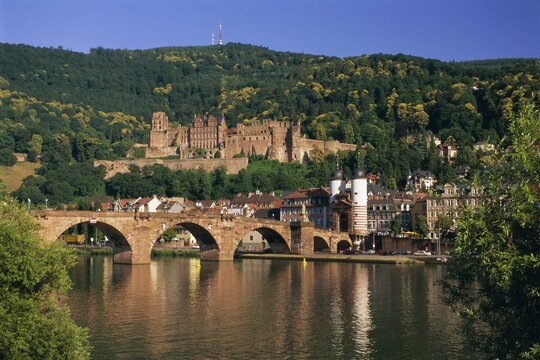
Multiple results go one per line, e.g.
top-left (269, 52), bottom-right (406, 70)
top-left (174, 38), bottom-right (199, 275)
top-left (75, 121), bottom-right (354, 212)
top-left (151, 249), bottom-right (200, 258)
top-left (0, 162), bottom-right (40, 192)
top-left (70, 247), bottom-right (113, 255)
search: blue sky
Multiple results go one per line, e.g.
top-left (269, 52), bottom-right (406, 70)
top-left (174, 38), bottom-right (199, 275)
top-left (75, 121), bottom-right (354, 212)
top-left (1, 0), bottom-right (539, 61)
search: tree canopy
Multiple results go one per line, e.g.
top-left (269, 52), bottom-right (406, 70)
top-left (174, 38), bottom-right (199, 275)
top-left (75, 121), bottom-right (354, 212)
top-left (0, 195), bottom-right (91, 358)
top-left (441, 100), bottom-right (540, 358)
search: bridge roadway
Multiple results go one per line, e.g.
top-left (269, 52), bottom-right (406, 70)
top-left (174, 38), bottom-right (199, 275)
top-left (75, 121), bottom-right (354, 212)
top-left (31, 210), bottom-right (352, 264)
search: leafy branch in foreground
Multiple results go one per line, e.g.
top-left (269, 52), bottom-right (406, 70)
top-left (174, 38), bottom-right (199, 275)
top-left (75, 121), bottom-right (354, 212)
top-left (0, 194), bottom-right (91, 359)
top-left (441, 99), bottom-right (540, 359)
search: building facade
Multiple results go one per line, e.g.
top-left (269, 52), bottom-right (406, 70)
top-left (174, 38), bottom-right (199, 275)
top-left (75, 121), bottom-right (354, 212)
top-left (406, 170), bottom-right (437, 192)
top-left (280, 188), bottom-right (331, 229)
top-left (418, 182), bottom-right (482, 240)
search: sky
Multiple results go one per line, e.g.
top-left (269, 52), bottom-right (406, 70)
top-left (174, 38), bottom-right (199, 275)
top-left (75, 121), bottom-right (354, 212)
top-left (0, 0), bottom-right (539, 61)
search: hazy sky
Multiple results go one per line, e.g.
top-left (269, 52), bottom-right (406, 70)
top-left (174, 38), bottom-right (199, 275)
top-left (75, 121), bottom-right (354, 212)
top-left (1, 0), bottom-right (539, 61)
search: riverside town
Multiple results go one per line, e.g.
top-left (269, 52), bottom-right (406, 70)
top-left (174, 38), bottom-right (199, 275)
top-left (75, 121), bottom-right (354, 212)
top-left (0, 2), bottom-right (538, 359)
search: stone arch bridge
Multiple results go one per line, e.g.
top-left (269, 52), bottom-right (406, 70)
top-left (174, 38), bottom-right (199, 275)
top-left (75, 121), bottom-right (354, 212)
top-left (31, 211), bottom-right (352, 264)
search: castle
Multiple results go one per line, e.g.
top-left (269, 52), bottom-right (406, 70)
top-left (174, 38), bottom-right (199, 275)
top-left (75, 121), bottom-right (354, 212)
top-left (142, 112), bottom-right (357, 163)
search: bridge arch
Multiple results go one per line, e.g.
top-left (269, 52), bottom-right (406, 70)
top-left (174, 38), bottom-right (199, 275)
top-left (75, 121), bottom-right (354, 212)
top-left (163, 221), bottom-right (220, 252)
top-left (53, 219), bottom-right (134, 264)
top-left (314, 236), bottom-right (330, 252)
top-left (249, 226), bottom-right (290, 254)
top-left (337, 240), bottom-right (351, 253)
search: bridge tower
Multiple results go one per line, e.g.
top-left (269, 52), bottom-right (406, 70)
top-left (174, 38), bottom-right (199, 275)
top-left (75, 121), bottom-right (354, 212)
top-left (351, 165), bottom-right (368, 249)
top-left (329, 159), bottom-right (346, 231)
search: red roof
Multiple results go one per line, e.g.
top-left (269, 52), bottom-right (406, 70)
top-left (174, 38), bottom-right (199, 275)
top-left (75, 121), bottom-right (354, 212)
top-left (283, 187), bottom-right (329, 200)
top-left (137, 197), bottom-right (153, 205)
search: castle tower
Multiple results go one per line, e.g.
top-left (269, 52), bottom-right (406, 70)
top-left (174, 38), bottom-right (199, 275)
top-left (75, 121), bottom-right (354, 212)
top-left (149, 112), bottom-right (169, 148)
top-left (292, 117), bottom-right (303, 162)
top-left (351, 165), bottom-right (368, 245)
top-left (218, 114), bottom-right (227, 157)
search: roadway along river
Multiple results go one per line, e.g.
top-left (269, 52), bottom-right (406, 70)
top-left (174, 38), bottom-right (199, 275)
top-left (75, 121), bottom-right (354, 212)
top-left (67, 255), bottom-right (475, 359)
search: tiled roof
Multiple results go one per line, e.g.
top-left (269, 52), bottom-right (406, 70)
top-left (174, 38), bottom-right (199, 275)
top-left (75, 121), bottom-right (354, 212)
top-left (198, 200), bottom-right (216, 209)
top-left (137, 197), bottom-right (153, 205)
top-left (230, 192), bottom-right (279, 206)
top-left (157, 201), bottom-right (179, 210)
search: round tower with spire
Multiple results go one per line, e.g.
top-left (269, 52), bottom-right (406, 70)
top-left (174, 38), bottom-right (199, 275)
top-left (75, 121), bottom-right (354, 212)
top-left (329, 156), bottom-right (346, 200)
top-left (329, 156), bottom-right (346, 231)
top-left (351, 164), bottom-right (368, 243)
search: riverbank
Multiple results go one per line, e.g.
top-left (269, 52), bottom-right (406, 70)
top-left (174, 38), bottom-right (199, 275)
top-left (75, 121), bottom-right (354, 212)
top-left (69, 246), bottom-right (443, 264)
top-left (70, 246), bottom-right (112, 255)
top-left (239, 253), bottom-right (424, 265)
top-left (151, 248), bottom-right (200, 258)
top-left (69, 246), bottom-right (201, 258)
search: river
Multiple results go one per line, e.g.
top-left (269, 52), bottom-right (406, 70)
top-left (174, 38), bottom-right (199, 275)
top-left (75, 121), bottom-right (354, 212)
top-left (67, 255), bottom-right (474, 359)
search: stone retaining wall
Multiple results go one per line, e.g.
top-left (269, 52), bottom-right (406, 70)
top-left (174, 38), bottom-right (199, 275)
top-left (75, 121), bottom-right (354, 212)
top-left (94, 157), bottom-right (249, 177)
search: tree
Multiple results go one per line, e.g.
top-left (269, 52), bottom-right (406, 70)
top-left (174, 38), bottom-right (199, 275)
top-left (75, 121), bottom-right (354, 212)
top-left (0, 179), bottom-right (6, 197)
top-left (435, 213), bottom-right (453, 254)
top-left (0, 196), bottom-right (90, 358)
top-left (161, 228), bottom-right (177, 242)
top-left (435, 214), bottom-right (452, 241)
top-left (441, 101), bottom-right (540, 359)
top-left (0, 148), bottom-right (17, 166)
top-left (390, 214), bottom-right (403, 236)
top-left (76, 197), bottom-right (92, 210)
top-left (415, 214), bottom-right (429, 239)
top-left (27, 134), bottom-right (43, 162)
top-left (193, 148), bottom-right (206, 159)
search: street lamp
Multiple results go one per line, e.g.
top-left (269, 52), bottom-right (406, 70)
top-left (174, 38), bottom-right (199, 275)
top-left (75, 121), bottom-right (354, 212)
top-left (373, 210), bottom-right (379, 251)
top-left (45, 198), bottom-right (48, 210)
top-left (27, 198), bottom-right (31, 211)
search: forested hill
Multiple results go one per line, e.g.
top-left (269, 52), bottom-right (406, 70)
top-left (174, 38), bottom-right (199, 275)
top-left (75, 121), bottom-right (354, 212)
top-left (0, 42), bottom-right (539, 202)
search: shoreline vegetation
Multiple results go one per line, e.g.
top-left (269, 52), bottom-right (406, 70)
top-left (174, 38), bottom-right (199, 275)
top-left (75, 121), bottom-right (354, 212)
top-left (70, 246), bottom-right (436, 264)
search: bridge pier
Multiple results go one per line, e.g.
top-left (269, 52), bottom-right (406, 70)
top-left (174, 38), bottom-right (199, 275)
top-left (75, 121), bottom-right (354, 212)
top-left (290, 221), bottom-right (315, 255)
top-left (200, 249), bottom-right (234, 261)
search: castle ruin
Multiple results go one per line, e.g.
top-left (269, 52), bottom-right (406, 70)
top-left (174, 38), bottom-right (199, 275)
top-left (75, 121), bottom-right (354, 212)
top-left (140, 112), bottom-right (357, 163)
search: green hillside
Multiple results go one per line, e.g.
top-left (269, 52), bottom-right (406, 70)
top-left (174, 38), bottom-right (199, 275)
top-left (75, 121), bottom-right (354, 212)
top-left (0, 43), bottom-right (538, 204)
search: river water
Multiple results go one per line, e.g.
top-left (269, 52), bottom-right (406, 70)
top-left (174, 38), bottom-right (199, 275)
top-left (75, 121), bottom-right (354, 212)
top-left (67, 255), bottom-right (474, 359)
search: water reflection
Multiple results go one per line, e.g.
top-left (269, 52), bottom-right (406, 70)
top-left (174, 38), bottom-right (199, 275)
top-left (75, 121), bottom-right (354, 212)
top-left (68, 256), bottom-right (471, 359)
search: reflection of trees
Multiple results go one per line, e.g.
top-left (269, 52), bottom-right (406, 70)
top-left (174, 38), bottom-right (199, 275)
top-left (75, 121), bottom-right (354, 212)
top-left (68, 258), bottom-right (463, 358)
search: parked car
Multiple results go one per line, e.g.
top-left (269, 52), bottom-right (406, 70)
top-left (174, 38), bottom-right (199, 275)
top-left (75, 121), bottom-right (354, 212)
top-left (398, 249), bottom-right (412, 255)
top-left (413, 250), bottom-right (432, 256)
top-left (382, 250), bottom-right (397, 256)
top-left (98, 240), bottom-right (111, 247)
top-left (341, 248), bottom-right (357, 255)
top-left (361, 250), bottom-right (376, 255)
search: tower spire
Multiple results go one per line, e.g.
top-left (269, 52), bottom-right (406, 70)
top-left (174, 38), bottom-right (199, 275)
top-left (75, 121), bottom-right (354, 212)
top-left (219, 22), bottom-right (223, 45)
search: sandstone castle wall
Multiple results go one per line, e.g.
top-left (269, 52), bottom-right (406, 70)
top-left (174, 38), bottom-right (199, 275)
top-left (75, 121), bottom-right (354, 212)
top-left (95, 158), bottom-right (249, 178)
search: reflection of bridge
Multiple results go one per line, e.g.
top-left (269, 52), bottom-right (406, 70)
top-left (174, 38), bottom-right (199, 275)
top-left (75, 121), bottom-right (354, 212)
top-left (32, 211), bottom-right (352, 264)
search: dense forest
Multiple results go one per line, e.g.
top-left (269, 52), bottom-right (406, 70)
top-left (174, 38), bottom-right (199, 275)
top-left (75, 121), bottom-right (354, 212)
top-left (0, 43), bottom-right (538, 206)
